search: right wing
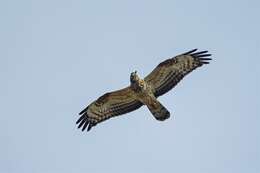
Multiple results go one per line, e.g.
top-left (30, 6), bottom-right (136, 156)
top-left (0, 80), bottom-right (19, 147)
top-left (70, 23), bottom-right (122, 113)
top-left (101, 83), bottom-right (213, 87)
top-left (145, 49), bottom-right (212, 97)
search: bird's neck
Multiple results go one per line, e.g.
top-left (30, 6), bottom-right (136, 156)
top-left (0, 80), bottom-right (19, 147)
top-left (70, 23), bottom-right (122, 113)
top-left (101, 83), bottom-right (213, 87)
top-left (131, 78), bottom-right (145, 92)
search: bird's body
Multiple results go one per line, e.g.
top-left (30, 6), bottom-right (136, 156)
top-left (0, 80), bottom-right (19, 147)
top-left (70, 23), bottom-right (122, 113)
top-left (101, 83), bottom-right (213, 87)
top-left (130, 72), bottom-right (170, 121)
top-left (77, 49), bottom-right (212, 132)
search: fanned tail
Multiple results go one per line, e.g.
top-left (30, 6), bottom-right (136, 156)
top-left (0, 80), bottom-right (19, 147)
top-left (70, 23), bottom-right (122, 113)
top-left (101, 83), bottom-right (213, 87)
top-left (147, 100), bottom-right (170, 121)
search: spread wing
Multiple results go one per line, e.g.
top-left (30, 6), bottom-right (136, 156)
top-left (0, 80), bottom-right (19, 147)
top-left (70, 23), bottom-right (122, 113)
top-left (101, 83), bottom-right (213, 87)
top-left (76, 87), bottom-right (143, 132)
top-left (145, 49), bottom-right (212, 97)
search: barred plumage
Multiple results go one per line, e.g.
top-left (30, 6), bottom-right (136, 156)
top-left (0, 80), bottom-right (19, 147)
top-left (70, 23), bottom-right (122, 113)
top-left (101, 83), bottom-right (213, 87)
top-left (77, 49), bottom-right (211, 132)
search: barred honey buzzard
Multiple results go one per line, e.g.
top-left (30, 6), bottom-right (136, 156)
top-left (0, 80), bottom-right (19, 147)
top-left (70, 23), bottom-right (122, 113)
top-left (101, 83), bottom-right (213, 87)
top-left (77, 49), bottom-right (212, 132)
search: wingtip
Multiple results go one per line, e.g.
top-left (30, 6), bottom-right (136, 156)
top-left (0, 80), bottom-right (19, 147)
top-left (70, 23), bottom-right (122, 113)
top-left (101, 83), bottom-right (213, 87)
top-left (77, 119), bottom-right (86, 129)
top-left (200, 57), bottom-right (212, 64)
top-left (183, 49), bottom-right (213, 58)
top-left (183, 48), bottom-right (198, 55)
top-left (76, 112), bottom-right (95, 132)
top-left (200, 57), bottom-right (212, 60)
top-left (81, 120), bottom-right (89, 131)
top-left (76, 114), bottom-right (84, 124)
top-left (187, 49), bottom-right (212, 63)
top-left (87, 125), bottom-right (92, 131)
top-left (79, 106), bottom-right (89, 115)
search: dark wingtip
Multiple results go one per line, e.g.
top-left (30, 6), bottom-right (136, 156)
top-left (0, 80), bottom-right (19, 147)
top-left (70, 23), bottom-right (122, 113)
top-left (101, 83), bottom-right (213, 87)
top-left (183, 49), bottom-right (198, 55)
top-left (77, 118), bottom-right (86, 129)
top-left (197, 54), bottom-right (212, 58)
top-left (76, 115), bottom-right (85, 124)
top-left (87, 123), bottom-right (93, 131)
top-left (79, 106), bottom-right (89, 115)
top-left (76, 114), bottom-right (91, 132)
top-left (200, 57), bottom-right (212, 60)
top-left (191, 50), bottom-right (208, 56)
top-left (186, 49), bottom-right (212, 64)
top-left (199, 56), bottom-right (212, 64)
top-left (82, 121), bottom-right (89, 131)
top-left (76, 106), bottom-right (94, 132)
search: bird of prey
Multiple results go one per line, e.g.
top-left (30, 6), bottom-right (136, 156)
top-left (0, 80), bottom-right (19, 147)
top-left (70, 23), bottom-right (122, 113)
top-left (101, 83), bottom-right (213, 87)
top-left (77, 49), bottom-right (212, 132)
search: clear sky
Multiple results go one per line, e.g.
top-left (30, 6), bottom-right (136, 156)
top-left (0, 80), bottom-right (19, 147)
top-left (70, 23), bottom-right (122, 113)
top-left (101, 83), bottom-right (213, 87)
top-left (1, 0), bottom-right (259, 173)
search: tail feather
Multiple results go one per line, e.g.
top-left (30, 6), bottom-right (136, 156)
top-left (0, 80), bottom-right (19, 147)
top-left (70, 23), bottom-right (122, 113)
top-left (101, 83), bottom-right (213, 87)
top-left (147, 100), bottom-right (170, 121)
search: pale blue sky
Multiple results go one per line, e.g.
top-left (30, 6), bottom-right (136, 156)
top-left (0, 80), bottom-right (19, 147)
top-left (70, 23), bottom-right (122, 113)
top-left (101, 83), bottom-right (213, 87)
top-left (1, 0), bottom-right (259, 173)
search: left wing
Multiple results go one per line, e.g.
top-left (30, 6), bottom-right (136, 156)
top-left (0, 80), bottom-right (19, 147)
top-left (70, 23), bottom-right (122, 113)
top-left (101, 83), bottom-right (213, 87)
top-left (77, 87), bottom-right (143, 132)
top-left (145, 49), bottom-right (212, 97)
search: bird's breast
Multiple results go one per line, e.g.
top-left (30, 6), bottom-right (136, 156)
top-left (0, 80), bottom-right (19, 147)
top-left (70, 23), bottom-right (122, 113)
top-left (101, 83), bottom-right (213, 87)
top-left (132, 82), bottom-right (155, 105)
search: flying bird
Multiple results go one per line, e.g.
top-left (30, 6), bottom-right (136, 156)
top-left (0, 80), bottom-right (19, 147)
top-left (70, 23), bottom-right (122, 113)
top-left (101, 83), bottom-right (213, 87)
top-left (77, 49), bottom-right (212, 132)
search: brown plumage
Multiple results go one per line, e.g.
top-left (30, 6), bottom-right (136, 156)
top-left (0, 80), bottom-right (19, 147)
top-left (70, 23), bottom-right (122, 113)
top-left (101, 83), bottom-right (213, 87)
top-left (77, 49), bottom-right (212, 132)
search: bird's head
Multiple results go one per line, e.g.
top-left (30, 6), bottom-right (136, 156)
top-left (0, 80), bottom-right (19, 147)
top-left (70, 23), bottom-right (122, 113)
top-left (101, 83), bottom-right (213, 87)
top-left (130, 70), bottom-right (139, 84)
